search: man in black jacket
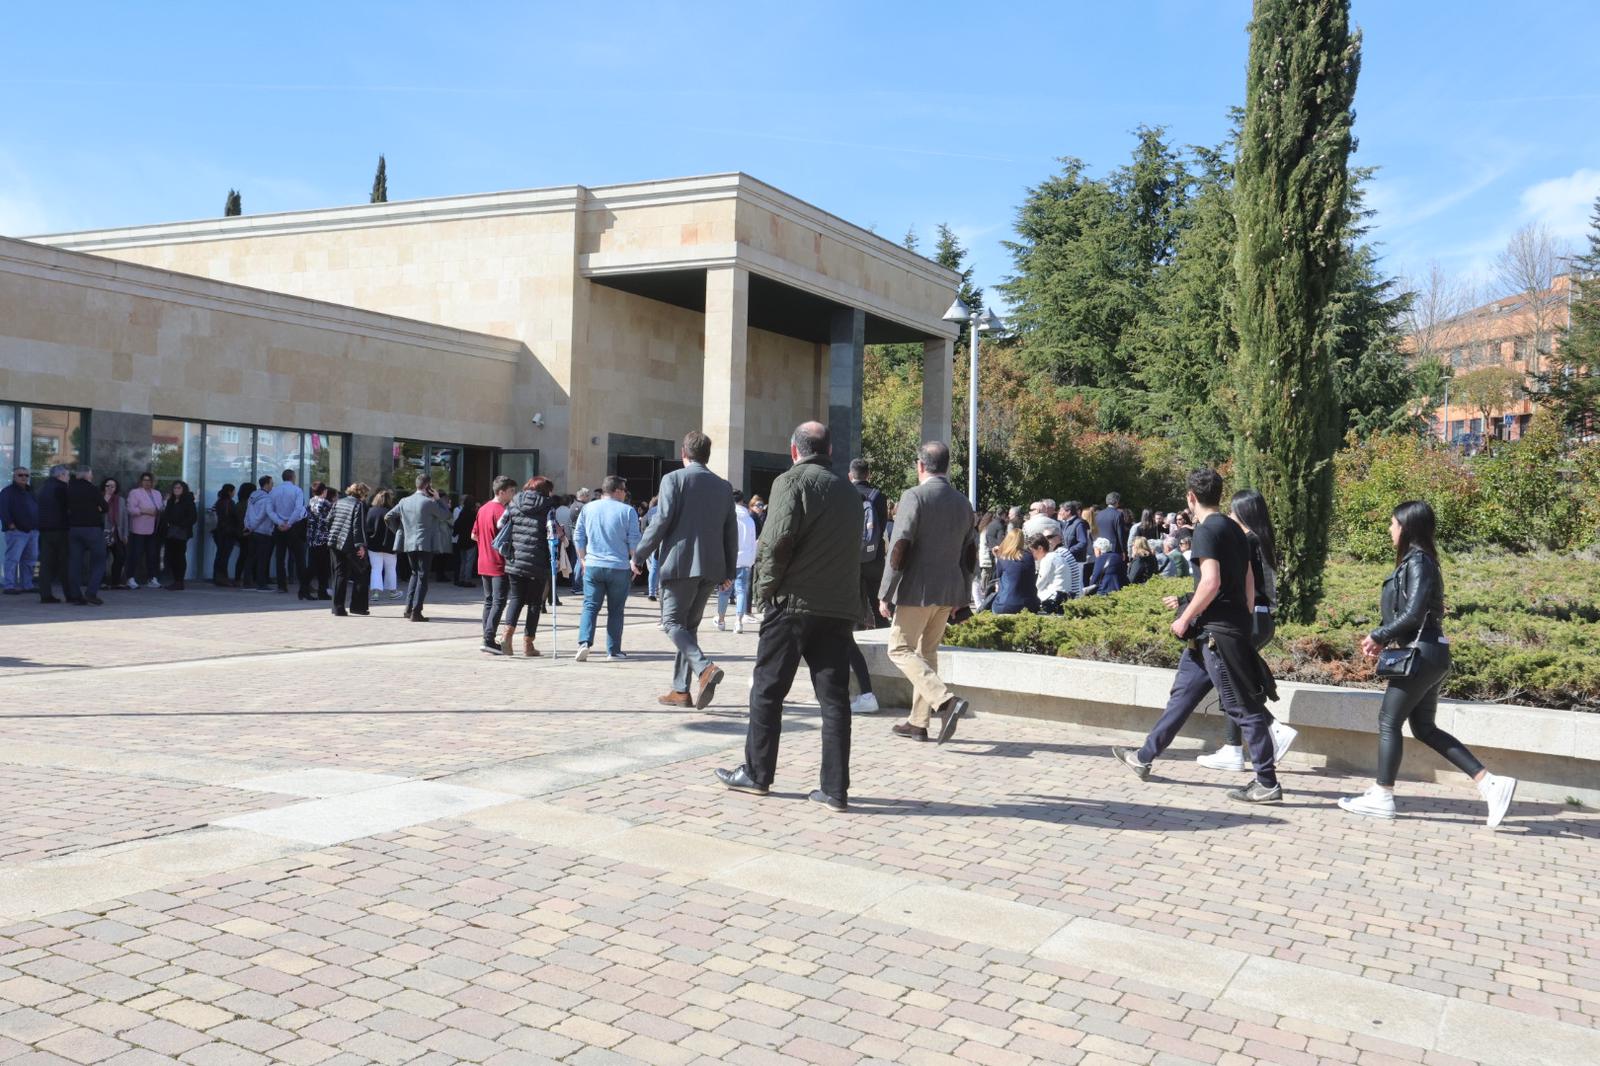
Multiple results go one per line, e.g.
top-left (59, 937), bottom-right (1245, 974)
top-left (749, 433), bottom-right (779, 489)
top-left (1111, 468), bottom-right (1281, 804)
top-left (35, 464), bottom-right (72, 604)
top-left (64, 467), bottom-right (108, 605)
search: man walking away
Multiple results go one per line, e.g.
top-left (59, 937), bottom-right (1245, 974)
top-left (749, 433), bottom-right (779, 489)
top-left (327, 483), bottom-right (371, 616)
top-left (846, 459), bottom-right (889, 713)
top-left (880, 442), bottom-right (977, 745)
top-left (1111, 468), bottom-right (1282, 803)
top-left (1, 468), bottom-right (38, 595)
top-left (244, 476), bottom-right (277, 590)
top-left (574, 475), bottom-right (642, 661)
top-left (269, 469), bottom-right (310, 599)
top-left (633, 431), bottom-right (737, 709)
top-left (35, 465), bottom-right (71, 603)
top-left (64, 467), bottom-right (108, 605)
top-left (386, 474), bottom-right (453, 622)
top-left (473, 476), bottom-right (516, 654)
top-left (715, 422), bottom-right (862, 811)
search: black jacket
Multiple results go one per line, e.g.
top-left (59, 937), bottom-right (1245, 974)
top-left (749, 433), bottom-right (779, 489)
top-left (365, 504), bottom-right (398, 553)
top-left (161, 495), bottom-right (198, 539)
top-left (64, 478), bottom-right (107, 528)
top-left (36, 476), bottom-right (69, 530)
top-left (1372, 547), bottom-right (1445, 646)
top-left (212, 496), bottom-right (241, 538)
top-left (502, 490), bottom-right (555, 578)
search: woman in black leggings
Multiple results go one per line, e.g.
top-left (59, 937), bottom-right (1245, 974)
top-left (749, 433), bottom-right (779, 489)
top-left (1339, 500), bottom-right (1516, 826)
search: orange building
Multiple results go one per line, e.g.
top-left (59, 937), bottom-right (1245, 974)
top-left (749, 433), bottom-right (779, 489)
top-left (1407, 276), bottom-right (1573, 449)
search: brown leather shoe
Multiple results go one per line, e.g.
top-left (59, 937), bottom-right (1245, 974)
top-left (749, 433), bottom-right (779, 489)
top-left (695, 663), bottom-right (725, 710)
top-left (658, 691), bottom-right (693, 708)
top-left (523, 635), bottom-right (540, 657)
top-left (892, 722), bottom-right (929, 742)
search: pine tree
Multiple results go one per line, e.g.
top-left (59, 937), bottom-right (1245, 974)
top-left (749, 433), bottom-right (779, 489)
top-left (1542, 194), bottom-right (1600, 438)
top-left (1231, 0), bottom-right (1361, 622)
top-left (224, 189), bottom-right (242, 217)
top-left (934, 223), bottom-right (983, 311)
top-left (371, 154), bottom-right (388, 203)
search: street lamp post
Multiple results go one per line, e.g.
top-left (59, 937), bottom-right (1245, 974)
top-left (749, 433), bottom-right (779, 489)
top-left (942, 298), bottom-right (1003, 510)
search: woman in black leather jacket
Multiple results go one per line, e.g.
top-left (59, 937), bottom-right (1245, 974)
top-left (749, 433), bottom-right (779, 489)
top-left (1340, 500), bottom-right (1517, 826)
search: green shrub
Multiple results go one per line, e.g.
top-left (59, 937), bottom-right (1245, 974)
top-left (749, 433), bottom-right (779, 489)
top-left (945, 556), bottom-right (1600, 711)
top-left (1332, 434), bottom-right (1478, 560)
top-left (1473, 411), bottom-right (1583, 551)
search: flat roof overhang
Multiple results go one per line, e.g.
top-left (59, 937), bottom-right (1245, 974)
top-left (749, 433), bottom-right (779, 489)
top-left (587, 267), bottom-right (948, 345)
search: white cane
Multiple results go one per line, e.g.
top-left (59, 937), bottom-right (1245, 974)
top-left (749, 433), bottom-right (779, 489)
top-left (547, 534), bottom-right (561, 659)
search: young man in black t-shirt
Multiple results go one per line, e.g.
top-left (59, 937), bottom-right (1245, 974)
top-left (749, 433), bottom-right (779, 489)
top-left (1112, 468), bottom-right (1281, 802)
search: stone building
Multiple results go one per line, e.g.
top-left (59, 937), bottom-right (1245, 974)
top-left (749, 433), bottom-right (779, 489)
top-left (10, 173), bottom-right (959, 508)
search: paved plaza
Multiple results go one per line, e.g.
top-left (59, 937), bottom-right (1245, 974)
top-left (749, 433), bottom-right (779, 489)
top-left (0, 586), bottom-right (1596, 1066)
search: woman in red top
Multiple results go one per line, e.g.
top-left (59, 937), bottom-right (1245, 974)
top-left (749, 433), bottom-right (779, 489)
top-left (473, 475), bottom-right (517, 655)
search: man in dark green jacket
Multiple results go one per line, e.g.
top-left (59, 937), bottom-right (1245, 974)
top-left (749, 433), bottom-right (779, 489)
top-left (715, 421), bottom-right (862, 811)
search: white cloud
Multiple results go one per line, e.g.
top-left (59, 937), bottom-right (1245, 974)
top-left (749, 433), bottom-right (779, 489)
top-left (1518, 168), bottom-right (1600, 241)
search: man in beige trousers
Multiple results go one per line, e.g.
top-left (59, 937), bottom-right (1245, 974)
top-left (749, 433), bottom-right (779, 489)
top-left (878, 441), bottom-right (978, 745)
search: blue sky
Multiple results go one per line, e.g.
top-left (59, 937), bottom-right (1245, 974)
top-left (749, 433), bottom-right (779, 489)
top-left (3, 1), bottom-right (1597, 305)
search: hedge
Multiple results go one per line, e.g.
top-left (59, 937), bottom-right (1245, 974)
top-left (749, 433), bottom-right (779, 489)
top-left (944, 557), bottom-right (1600, 712)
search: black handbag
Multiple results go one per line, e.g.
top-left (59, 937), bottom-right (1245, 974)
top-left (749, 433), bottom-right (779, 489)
top-left (1374, 613), bottom-right (1430, 680)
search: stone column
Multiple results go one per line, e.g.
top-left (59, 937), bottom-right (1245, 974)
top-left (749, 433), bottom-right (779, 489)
top-left (87, 410), bottom-right (152, 493)
top-left (703, 265), bottom-right (749, 486)
top-left (921, 337), bottom-right (954, 446)
top-left (828, 307), bottom-right (866, 473)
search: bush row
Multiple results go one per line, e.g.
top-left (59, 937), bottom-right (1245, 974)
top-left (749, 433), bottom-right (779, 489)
top-left (943, 560), bottom-right (1600, 712)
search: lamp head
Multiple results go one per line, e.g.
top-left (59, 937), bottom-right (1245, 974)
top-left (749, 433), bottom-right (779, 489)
top-left (977, 308), bottom-right (1005, 333)
top-left (941, 297), bottom-right (973, 323)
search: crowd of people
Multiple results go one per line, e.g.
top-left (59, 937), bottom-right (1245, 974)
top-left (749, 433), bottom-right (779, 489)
top-left (2, 430), bottom-right (1519, 827)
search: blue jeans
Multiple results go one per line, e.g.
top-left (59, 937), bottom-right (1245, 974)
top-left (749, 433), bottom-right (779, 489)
top-left (4, 530), bottom-right (38, 590)
top-left (646, 555), bottom-right (660, 597)
top-left (1138, 640), bottom-right (1277, 788)
top-left (578, 565), bottom-right (631, 654)
top-left (716, 566), bottom-right (751, 619)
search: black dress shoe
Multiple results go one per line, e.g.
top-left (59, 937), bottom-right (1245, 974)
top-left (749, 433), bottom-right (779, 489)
top-left (714, 765), bottom-right (768, 796)
top-left (39, 596), bottom-right (61, 604)
top-left (809, 789), bottom-right (847, 813)
top-left (351, 609), bottom-right (370, 615)
top-left (331, 608), bottom-right (348, 617)
top-left (86, 596), bottom-right (104, 606)
top-left (936, 696), bottom-right (968, 746)
top-left (318, 593), bottom-right (332, 601)
top-left (410, 614), bottom-right (428, 622)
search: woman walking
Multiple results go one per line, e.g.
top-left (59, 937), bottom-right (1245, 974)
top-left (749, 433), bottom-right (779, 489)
top-left (1339, 500), bottom-right (1517, 826)
top-left (101, 477), bottom-right (128, 588)
top-left (1195, 489), bottom-right (1298, 771)
top-left (210, 484), bottom-right (240, 586)
top-left (499, 477), bottom-right (556, 657)
top-left (365, 489), bottom-right (400, 600)
top-left (160, 480), bottom-right (197, 590)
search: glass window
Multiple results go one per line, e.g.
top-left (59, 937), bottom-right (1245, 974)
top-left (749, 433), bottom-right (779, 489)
top-left (255, 428), bottom-right (292, 488)
top-left (499, 450), bottom-right (539, 488)
top-left (302, 431), bottom-right (344, 492)
top-left (0, 405), bottom-right (15, 475)
top-left (429, 446), bottom-right (460, 496)
top-left (394, 440), bottom-right (425, 494)
top-left (22, 407), bottom-right (82, 478)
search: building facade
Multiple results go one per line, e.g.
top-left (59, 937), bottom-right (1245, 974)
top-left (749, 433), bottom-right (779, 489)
top-left (18, 173), bottom-right (960, 501)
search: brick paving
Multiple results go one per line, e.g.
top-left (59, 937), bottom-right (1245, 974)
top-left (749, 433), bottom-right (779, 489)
top-left (0, 586), bottom-right (1595, 1065)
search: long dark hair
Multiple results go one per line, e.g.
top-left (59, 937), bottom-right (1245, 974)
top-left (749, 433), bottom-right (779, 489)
top-left (1229, 489), bottom-right (1277, 569)
top-left (1392, 500), bottom-right (1438, 567)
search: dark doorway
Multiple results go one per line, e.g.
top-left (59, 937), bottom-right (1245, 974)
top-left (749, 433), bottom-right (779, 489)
top-left (463, 447), bottom-right (495, 501)
top-left (616, 454), bottom-right (683, 506)
top-left (748, 466), bottom-right (786, 500)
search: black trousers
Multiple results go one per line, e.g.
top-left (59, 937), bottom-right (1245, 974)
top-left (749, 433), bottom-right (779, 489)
top-left (37, 529), bottom-right (67, 600)
top-left (234, 533), bottom-right (253, 583)
top-left (1225, 612), bottom-right (1276, 746)
top-left (481, 574), bottom-right (508, 643)
top-left (405, 551), bottom-right (433, 615)
top-left (1376, 640), bottom-right (1483, 787)
top-left (859, 560), bottom-right (886, 629)
top-left (504, 572), bottom-right (546, 634)
top-left (212, 531), bottom-right (237, 584)
top-left (164, 536), bottom-right (188, 587)
top-left (275, 521), bottom-right (309, 592)
top-left (309, 544), bottom-right (332, 595)
top-left (330, 550), bottom-right (370, 614)
top-left (745, 608), bottom-right (853, 800)
top-left (251, 534), bottom-right (274, 588)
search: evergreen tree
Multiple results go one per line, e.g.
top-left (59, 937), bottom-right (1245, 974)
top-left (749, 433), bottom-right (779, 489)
top-left (1542, 193), bottom-right (1600, 438)
top-left (224, 189), bottom-right (242, 217)
top-left (1231, 0), bottom-right (1361, 622)
top-left (371, 154), bottom-right (388, 203)
top-left (934, 223), bottom-right (982, 312)
top-left (902, 225), bottom-right (919, 254)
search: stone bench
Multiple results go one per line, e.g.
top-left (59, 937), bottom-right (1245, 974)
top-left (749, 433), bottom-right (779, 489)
top-left (854, 631), bottom-right (1600, 805)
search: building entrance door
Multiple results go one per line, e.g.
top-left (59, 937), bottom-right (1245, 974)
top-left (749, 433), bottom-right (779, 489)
top-left (615, 455), bottom-right (682, 506)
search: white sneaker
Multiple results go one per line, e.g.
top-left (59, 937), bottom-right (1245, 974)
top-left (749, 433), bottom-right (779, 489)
top-left (850, 692), bottom-right (880, 715)
top-left (574, 645), bottom-right (590, 662)
top-left (1196, 746), bottom-right (1247, 771)
top-left (1338, 786), bottom-right (1397, 819)
top-left (148, 578), bottom-right (161, 589)
top-left (1269, 722), bottom-right (1298, 764)
top-left (734, 620), bottom-right (744, 634)
top-left (713, 618), bottom-right (726, 631)
top-left (127, 579), bottom-right (139, 590)
top-left (607, 650), bottom-right (627, 661)
top-left (1480, 773), bottom-right (1518, 828)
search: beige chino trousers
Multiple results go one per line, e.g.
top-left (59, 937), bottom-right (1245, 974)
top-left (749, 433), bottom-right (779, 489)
top-left (887, 603), bottom-right (955, 728)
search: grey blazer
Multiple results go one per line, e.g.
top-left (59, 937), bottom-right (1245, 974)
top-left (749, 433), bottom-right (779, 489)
top-left (878, 475), bottom-right (977, 607)
top-left (634, 462), bottom-right (737, 584)
top-left (386, 490), bottom-right (454, 554)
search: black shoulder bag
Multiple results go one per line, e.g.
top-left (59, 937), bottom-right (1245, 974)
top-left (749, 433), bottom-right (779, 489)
top-left (1374, 612), bottom-right (1430, 680)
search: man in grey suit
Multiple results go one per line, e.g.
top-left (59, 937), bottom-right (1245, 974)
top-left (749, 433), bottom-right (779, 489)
top-left (385, 474), bottom-right (454, 622)
top-left (879, 441), bottom-right (978, 745)
top-left (632, 431), bottom-right (738, 708)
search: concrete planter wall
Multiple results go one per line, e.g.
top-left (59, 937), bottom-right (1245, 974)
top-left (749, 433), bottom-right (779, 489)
top-left (855, 632), bottom-right (1600, 806)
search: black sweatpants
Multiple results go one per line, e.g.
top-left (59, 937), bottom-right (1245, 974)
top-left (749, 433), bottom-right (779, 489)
top-left (745, 608), bottom-right (853, 800)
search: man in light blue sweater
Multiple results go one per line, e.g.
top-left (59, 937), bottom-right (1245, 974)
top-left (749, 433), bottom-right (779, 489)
top-left (573, 474), bottom-right (642, 661)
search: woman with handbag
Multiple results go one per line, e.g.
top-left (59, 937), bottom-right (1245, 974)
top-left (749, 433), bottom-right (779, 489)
top-left (1340, 500), bottom-right (1516, 825)
top-left (101, 477), bottom-right (129, 588)
top-left (160, 480), bottom-right (197, 590)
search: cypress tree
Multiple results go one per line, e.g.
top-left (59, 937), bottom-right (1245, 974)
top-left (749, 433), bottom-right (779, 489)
top-left (224, 189), bottom-right (242, 217)
top-left (371, 154), bottom-right (388, 203)
top-left (1231, 0), bottom-right (1360, 622)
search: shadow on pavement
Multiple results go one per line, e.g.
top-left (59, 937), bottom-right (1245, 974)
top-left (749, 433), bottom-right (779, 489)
top-left (841, 793), bottom-right (1284, 831)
